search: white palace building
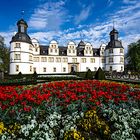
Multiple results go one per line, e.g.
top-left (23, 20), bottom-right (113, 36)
top-left (9, 18), bottom-right (124, 75)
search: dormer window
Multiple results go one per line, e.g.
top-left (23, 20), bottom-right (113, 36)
top-left (35, 48), bottom-right (38, 52)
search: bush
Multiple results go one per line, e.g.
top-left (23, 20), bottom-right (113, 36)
top-left (95, 67), bottom-right (106, 80)
top-left (85, 69), bottom-right (93, 79)
top-left (33, 71), bottom-right (38, 79)
top-left (17, 72), bottom-right (23, 79)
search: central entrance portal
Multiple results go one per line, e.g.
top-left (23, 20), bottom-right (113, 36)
top-left (68, 63), bottom-right (79, 73)
top-left (71, 65), bottom-right (77, 72)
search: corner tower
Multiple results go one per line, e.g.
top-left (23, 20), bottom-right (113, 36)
top-left (105, 28), bottom-right (124, 72)
top-left (9, 18), bottom-right (33, 74)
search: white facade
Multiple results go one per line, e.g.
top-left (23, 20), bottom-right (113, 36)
top-left (9, 19), bottom-right (124, 75)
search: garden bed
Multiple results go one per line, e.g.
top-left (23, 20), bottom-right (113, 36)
top-left (0, 80), bottom-right (140, 139)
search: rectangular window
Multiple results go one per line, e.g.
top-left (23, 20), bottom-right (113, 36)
top-left (14, 54), bottom-right (21, 60)
top-left (120, 57), bottom-right (124, 63)
top-left (55, 49), bottom-right (57, 53)
top-left (35, 48), bottom-right (38, 52)
top-left (73, 50), bottom-right (75, 53)
top-left (109, 49), bottom-right (113, 53)
top-left (72, 58), bottom-right (77, 63)
top-left (29, 45), bottom-right (32, 50)
top-left (101, 58), bottom-right (105, 63)
top-left (15, 43), bottom-right (20, 48)
top-left (29, 55), bottom-right (32, 61)
top-left (56, 57), bottom-right (61, 62)
top-left (16, 65), bottom-right (19, 72)
top-left (50, 49), bottom-right (53, 53)
top-left (81, 58), bottom-right (86, 63)
top-left (30, 66), bottom-right (32, 72)
top-left (33, 67), bottom-right (36, 72)
top-left (109, 57), bottom-right (113, 63)
top-left (63, 58), bottom-right (68, 63)
top-left (90, 58), bottom-right (95, 63)
top-left (48, 57), bottom-right (54, 62)
top-left (34, 57), bottom-right (39, 62)
top-left (69, 50), bottom-right (71, 53)
top-left (53, 67), bottom-right (56, 72)
top-left (120, 48), bottom-right (123, 53)
top-left (121, 66), bottom-right (123, 71)
top-left (63, 67), bottom-right (66, 72)
top-left (43, 67), bottom-right (46, 72)
top-left (41, 57), bottom-right (47, 62)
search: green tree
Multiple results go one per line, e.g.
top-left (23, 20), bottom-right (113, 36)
top-left (0, 36), bottom-right (10, 73)
top-left (126, 40), bottom-right (140, 71)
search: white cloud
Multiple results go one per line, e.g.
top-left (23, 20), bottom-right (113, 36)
top-left (74, 3), bottom-right (94, 25)
top-left (28, 0), bottom-right (68, 30)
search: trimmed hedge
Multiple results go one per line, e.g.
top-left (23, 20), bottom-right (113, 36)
top-left (95, 67), bottom-right (106, 80)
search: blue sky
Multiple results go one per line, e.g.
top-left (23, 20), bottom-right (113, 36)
top-left (0, 0), bottom-right (140, 52)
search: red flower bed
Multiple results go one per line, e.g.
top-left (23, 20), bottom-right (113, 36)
top-left (0, 80), bottom-right (140, 113)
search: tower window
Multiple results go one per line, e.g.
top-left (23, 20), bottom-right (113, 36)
top-left (15, 43), bottom-right (20, 48)
top-left (29, 55), bottom-right (32, 61)
top-left (120, 48), bottom-right (123, 53)
top-left (120, 57), bottom-right (124, 63)
top-left (14, 54), bottom-right (21, 60)
top-left (101, 58), bottom-right (105, 63)
top-left (29, 45), bottom-right (32, 50)
top-left (109, 49), bottom-right (113, 53)
top-left (109, 57), bottom-right (113, 63)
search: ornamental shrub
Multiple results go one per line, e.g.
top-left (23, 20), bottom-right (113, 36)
top-left (95, 67), bottom-right (106, 80)
top-left (85, 69), bottom-right (93, 79)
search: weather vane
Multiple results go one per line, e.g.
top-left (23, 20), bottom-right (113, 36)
top-left (21, 10), bottom-right (25, 19)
